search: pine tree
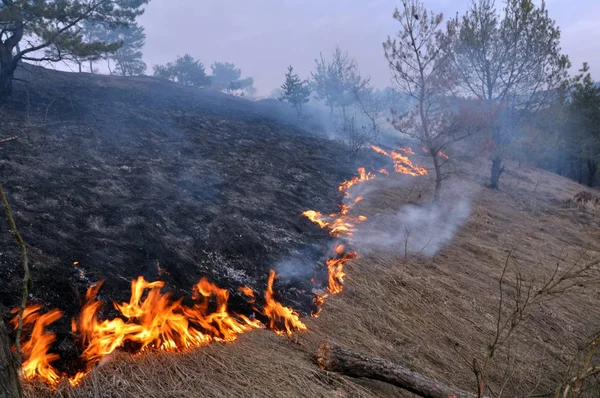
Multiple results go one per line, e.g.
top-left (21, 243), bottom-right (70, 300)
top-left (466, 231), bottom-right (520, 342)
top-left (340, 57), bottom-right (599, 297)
top-left (109, 23), bottom-right (147, 76)
top-left (153, 54), bottom-right (211, 87)
top-left (311, 46), bottom-right (367, 117)
top-left (210, 62), bottom-right (254, 95)
top-left (278, 65), bottom-right (311, 118)
top-left (565, 63), bottom-right (600, 186)
top-left (384, 0), bottom-right (462, 202)
top-left (455, 0), bottom-right (569, 189)
top-left (0, 0), bottom-right (149, 96)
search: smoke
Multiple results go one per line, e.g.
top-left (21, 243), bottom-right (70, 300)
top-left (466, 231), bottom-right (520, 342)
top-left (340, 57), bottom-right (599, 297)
top-left (274, 250), bottom-right (320, 280)
top-left (352, 191), bottom-right (471, 258)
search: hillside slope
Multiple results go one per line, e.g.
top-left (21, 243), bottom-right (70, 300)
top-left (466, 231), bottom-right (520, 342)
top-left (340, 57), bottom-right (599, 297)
top-left (0, 65), bottom-right (359, 342)
top-left (1, 66), bottom-right (599, 397)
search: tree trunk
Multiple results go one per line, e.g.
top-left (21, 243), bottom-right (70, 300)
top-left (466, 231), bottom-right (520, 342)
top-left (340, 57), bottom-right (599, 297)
top-left (0, 318), bottom-right (22, 398)
top-left (315, 343), bottom-right (482, 398)
top-left (490, 156), bottom-right (504, 190)
top-left (586, 159), bottom-right (596, 187)
top-left (431, 151), bottom-right (442, 203)
top-left (0, 63), bottom-right (14, 97)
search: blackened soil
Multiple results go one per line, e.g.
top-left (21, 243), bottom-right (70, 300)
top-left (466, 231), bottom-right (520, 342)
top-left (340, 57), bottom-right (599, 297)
top-left (0, 65), bottom-right (355, 342)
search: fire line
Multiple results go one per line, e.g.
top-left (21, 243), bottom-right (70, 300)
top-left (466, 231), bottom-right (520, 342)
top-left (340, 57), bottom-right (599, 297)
top-left (11, 145), bottom-right (429, 387)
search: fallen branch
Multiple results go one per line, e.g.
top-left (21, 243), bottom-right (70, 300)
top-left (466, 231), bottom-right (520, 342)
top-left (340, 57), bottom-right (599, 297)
top-left (0, 183), bottom-right (31, 368)
top-left (0, 137), bottom-right (18, 144)
top-left (315, 343), bottom-right (485, 398)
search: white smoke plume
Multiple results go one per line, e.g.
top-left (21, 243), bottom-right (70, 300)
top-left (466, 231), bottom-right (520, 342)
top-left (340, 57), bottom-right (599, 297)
top-left (352, 192), bottom-right (471, 257)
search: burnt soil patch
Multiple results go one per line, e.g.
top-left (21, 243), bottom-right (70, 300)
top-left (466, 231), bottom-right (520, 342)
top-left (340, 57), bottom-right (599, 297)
top-left (0, 65), bottom-right (361, 368)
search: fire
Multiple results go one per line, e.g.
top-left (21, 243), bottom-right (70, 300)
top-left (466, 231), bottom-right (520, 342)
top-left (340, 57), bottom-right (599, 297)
top-left (303, 145), bottom-right (426, 312)
top-left (12, 270), bottom-right (308, 386)
top-left (421, 145), bottom-right (449, 159)
top-left (301, 210), bottom-right (329, 229)
top-left (73, 276), bottom-right (265, 371)
top-left (238, 286), bottom-right (255, 303)
top-left (8, 141), bottom-right (430, 388)
top-left (338, 167), bottom-right (376, 192)
top-left (10, 305), bottom-right (63, 385)
top-left (371, 145), bottom-right (428, 176)
top-left (263, 270), bottom-right (307, 335)
top-left (325, 244), bottom-right (358, 294)
top-left (396, 147), bottom-right (415, 155)
top-left (304, 196), bottom-right (367, 240)
top-left (311, 294), bottom-right (328, 317)
top-left (186, 278), bottom-right (263, 341)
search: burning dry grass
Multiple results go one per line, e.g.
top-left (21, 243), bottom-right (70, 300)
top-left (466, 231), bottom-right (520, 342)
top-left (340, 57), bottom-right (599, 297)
top-left (23, 161), bottom-right (600, 398)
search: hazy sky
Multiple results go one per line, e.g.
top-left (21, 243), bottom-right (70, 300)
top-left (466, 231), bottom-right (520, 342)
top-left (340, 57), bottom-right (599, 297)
top-left (138, 0), bottom-right (600, 97)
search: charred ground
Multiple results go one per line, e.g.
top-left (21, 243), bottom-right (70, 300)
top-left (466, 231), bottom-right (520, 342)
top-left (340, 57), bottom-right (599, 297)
top-left (0, 65), bottom-right (375, 364)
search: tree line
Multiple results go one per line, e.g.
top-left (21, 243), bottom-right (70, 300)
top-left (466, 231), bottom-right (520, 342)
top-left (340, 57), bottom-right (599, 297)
top-left (1, 0), bottom-right (599, 195)
top-left (277, 0), bottom-right (600, 199)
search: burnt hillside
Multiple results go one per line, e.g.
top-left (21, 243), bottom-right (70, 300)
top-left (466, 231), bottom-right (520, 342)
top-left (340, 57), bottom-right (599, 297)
top-left (0, 64), bottom-right (356, 325)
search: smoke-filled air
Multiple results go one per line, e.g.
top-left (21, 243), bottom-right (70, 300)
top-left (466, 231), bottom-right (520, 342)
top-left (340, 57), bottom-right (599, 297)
top-left (0, 1), bottom-right (599, 398)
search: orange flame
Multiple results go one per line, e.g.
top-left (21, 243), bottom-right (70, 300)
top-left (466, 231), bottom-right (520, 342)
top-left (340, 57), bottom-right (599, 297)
top-left (11, 140), bottom-right (430, 387)
top-left (263, 270), bottom-right (307, 335)
top-left (304, 196), bottom-right (367, 240)
top-left (10, 305), bottom-right (63, 386)
top-left (371, 145), bottom-right (428, 176)
top-left (301, 210), bottom-right (329, 229)
top-left (396, 147), bottom-right (415, 155)
top-left (338, 167), bottom-right (376, 192)
top-left (12, 270), bottom-right (308, 385)
top-left (311, 294), bottom-right (328, 317)
top-left (421, 145), bottom-right (449, 159)
top-left (325, 244), bottom-right (358, 294)
top-left (238, 286), bottom-right (256, 303)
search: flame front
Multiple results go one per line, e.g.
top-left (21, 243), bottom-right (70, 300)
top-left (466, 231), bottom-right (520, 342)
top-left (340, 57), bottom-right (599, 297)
top-left (338, 167), bottom-right (376, 192)
top-left (12, 271), bottom-right (306, 386)
top-left (263, 270), bottom-right (307, 335)
top-left (10, 144), bottom-right (428, 387)
top-left (238, 286), bottom-right (256, 303)
top-left (10, 305), bottom-right (63, 385)
top-left (371, 145), bottom-right (428, 176)
top-left (305, 145), bottom-right (427, 313)
top-left (421, 146), bottom-right (449, 159)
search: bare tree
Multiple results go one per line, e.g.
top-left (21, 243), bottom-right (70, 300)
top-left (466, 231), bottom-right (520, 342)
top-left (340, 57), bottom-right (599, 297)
top-left (353, 85), bottom-right (385, 142)
top-left (383, 0), bottom-right (467, 202)
top-left (471, 252), bottom-right (600, 398)
top-left (454, 0), bottom-right (569, 189)
top-left (558, 331), bottom-right (600, 398)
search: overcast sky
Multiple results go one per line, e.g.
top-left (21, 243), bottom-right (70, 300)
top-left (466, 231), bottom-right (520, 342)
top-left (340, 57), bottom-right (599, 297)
top-left (138, 0), bottom-right (600, 97)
